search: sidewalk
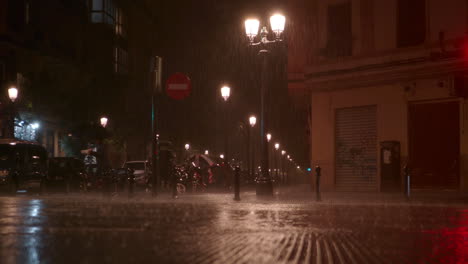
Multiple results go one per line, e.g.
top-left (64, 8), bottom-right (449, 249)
top-left (260, 184), bottom-right (468, 205)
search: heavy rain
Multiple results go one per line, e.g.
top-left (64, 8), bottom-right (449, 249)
top-left (0, 0), bottom-right (467, 263)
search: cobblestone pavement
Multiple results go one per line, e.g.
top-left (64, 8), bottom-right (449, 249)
top-left (0, 191), bottom-right (467, 263)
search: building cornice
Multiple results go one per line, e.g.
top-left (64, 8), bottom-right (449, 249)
top-left (302, 49), bottom-right (468, 91)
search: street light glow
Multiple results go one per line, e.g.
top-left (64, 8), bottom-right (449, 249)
top-left (270, 14), bottom-right (286, 37)
top-left (274, 143), bottom-right (280, 150)
top-left (8, 87), bottom-right (18, 102)
top-left (205, 150), bottom-right (209, 155)
top-left (221, 86), bottom-right (230, 101)
top-left (220, 154), bottom-right (224, 159)
top-left (249, 115), bottom-right (257, 127)
top-left (245, 19), bottom-right (260, 40)
top-left (185, 144), bottom-right (190, 150)
top-left (281, 150), bottom-right (286, 155)
top-left (266, 133), bottom-right (272, 142)
top-left (100, 117), bottom-right (108, 128)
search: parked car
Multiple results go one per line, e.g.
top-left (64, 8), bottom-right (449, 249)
top-left (47, 157), bottom-right (87, 193)
top-left (0, 139), bottom-right (48, 193)
top-left (123, 160), bottom-right (150, 187)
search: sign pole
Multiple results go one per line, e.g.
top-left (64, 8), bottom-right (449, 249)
top-left (152, 56), bottom-right (162, 197)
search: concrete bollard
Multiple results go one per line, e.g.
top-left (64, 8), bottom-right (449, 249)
top-left (234, 166), bottom-right (241, 201)
top-left (315, 166), bottom-right (321, 201)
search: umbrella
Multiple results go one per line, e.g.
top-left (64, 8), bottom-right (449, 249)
top-left (189, 154), bottom-right (215, 168)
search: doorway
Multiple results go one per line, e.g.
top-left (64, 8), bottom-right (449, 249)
top-left (408, 101), bottom-right (460, 189)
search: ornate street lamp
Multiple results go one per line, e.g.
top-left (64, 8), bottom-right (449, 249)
top-left (244, 13), bottom-right (286, 196)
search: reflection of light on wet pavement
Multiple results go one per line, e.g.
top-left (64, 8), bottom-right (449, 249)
top-left (28, 199), bottom-right (42, 217)
top-left (420, 210), bottom-right (468, 263)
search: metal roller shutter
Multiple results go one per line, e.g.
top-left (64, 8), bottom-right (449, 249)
top-left (335, 105), bottom-right (378, 191)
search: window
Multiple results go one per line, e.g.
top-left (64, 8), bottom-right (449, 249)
top-left (397, 0), bottom-right (426, 48)
top-left (115, 7), bottom-right (126, 37)
top-left (90, 0), bottom-right (115, 25)
top-left (324, 2), bottom-right (352, 57)
top-left (114, 47), bottom-right (128, 74)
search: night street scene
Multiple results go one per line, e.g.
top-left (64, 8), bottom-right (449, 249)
top-left (1, 0), bottom-right (468, 263)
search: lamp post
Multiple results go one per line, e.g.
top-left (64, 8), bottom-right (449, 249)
top-left (98, 116), bottom-right (109, 174)
top-left (4, 87), bottom-right (18, 138)
top-left (184, 143), bottom-right (190, 160)
top-left (220, 85), bottom-right (231, 162)
top-left (248, 115), bottom-right (256, 181)
top-left (151, 56), bottom-right (163, 197)
top-left (245, 14), bottom-right (285, 196)
top-left (220, 86), bottom-right (231, 186)
top-left (274, 143), bottom-right (280, 182)
top-left (281, 150), bottom-right (286, 184)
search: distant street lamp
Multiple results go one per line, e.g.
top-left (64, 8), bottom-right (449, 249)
top-left (274, 143), bottom-right (280, 180)
top-left (248, 115), bottom-right (257, 180)
top-left (245, 14), bottom-right (286, 196)
top-left (266, 133), bottom-right (272, 142)
top-left (8, 87), bottom-right (18, 102)
top-left (185, 143), bottom-right (190, 151)
top-left (100, 117), bottom-right (108, 128)
top-left (4, 87), bottom-right (18, 138)
top-left (281, 150), bottom-right (286, 183)
top-left (205, 150), bottom-right (209, 155)
top-left (220, 154), bottom-right (225, 159)
top-left (220, 85), bottom-right (231, 174)
top-left (221, 86), bottom-right (231, 101)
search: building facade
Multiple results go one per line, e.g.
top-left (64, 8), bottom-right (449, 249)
top-left (288, 0), bottom-right (468, 191)
top-left (0, 0), bottom-right (156, 162)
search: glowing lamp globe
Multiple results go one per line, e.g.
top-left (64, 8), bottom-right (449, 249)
top-left (100, 117), bottom-right (108, 128)
top-left (245, 19), bottom-right (260, 40)
top-left (220, 86), bottom-right (231, 101)
top-left (249, 116), bottom-right (257, 127)
top-left (8, 87), bottom-right (18, 102)
top-left (270, 14), bottom-right (286, 37)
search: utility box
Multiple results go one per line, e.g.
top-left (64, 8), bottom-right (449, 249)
top-left (380, 141), bottom-right (401, 191)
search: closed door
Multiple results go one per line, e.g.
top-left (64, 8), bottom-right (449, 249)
top-left (409, 101), bottom-right (460, 189)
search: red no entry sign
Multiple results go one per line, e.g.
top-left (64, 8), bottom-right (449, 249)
top-left (166, 73), bottom-right (192, 100)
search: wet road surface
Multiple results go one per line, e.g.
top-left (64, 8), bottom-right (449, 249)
top-left (0, 192), bottom-right (467, 263)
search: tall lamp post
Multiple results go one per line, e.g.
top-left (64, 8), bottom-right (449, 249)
top-left (220, 85), bottom-right (231, 165)
top-left (245, 14), bottom-right (286, 195)
top-left (274, 143), bottom-right (280, 182)
top-left (248, 115), bottom-right (256, 180)
top-left (184, 143), bottom-right (190, 157)
top-left (99, 116), bottom-right (109, 172)
top-left (5, 87), bottom-right (18, 138)
top-left (281, 150), bottom-right (286, 184)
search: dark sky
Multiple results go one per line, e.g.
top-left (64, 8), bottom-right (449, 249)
top-left (151, 0), bottom-right (308, 166)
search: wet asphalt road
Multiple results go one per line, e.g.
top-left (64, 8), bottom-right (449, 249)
top-left (0, 192), bottom-right (467, 264)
